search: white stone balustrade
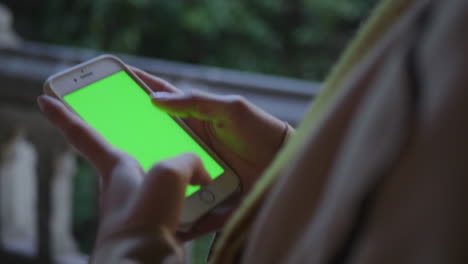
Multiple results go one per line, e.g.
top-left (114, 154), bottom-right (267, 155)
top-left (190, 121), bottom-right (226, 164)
top-left (0, 3), bottom-right (19, 48)
top-left (0, 106), bottom-right (87, 263)
top-left (0, 131), bottom-right (37, 253)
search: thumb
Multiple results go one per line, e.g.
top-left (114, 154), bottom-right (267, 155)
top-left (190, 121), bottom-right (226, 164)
top-left (132, 153), bottom-right (212, 231)
top-left (150, 91), bottom-right (246, 122)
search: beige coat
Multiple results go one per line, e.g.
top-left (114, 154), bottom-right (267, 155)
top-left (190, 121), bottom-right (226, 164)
top-left (210, 0), bottom-right (468, 263)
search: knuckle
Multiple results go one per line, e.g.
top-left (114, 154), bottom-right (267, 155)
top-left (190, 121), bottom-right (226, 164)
top-left (98, 150), bottom-right (134, 179)
top-left (186, 90), bottom-right (199, 100)
top-left (189, 90), bottom-right (209, 101)
top-left (225, 95), bottom-right (248, 115)
top-left (149, 153), bottom-right (200, 185)
top-left (113, 151), bottom-right (136, 167)
top-left (152, 161), bottom-right (180, 177)
top-left (162, 81), bottom-right (179, 93)
top-left (181, 152), bottom-right (201, 164)
top-left (227, 95), bottom-right (247, 108)
top-left (154, 164), bottom-right (185, 187)
top-left (187, 92), bottom-right (210, 116)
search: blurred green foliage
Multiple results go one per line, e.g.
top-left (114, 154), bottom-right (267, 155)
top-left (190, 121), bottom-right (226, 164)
top-left (9, 0), bottom-right (375, 81)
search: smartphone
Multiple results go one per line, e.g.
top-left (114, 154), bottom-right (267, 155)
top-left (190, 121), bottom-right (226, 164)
top-left (43, 55), bottom-right (239, 227)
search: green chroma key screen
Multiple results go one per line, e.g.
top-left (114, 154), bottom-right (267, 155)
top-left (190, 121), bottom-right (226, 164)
top-left (64, 70), bottom-right (224, 197)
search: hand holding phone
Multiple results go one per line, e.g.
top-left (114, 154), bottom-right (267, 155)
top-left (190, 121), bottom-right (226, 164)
top-left (133, 68), bottom-right (292, 240)
top-left (38, 95), bottom-right (208, 261)
top-left (41, 55), bottom-right (290, 242)
top-left (43, 55), bottom-right (241, 227)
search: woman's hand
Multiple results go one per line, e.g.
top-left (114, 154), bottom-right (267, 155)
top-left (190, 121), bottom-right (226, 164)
top-left (132, 68), bottom-right (291, 240)
top-left (37, 95), bottom-right (211, 262)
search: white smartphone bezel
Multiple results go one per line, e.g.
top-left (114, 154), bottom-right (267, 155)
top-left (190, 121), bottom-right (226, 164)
top-left (43, 55), bottom-right (240, 228)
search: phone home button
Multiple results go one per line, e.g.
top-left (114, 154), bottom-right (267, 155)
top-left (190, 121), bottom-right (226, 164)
top-left (198, 189), bottom-right (215, 204)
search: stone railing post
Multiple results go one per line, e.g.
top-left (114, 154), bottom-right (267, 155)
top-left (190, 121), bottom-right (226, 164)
top-left (0, 3), bottom-right (20, 48)
top-left (0, 107), bottom-right (86, 263)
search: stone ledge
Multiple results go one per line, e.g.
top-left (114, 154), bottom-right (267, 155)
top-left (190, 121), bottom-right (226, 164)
top-left (0, 41), bottom-right (319, 125)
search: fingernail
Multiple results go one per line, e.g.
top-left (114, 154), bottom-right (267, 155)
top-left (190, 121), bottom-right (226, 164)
top-left (37, 95), bottom-right (47, 112)
top-left (150, 91), bottom-right (175, 100)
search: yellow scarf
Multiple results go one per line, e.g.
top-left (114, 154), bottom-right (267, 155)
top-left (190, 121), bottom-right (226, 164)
top-left (210, 0), bottom-right (414, 262)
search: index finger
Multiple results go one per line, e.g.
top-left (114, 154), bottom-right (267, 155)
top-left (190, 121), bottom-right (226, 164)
top-left (37, 95), bottom-right (120, 174)
top-left (129, 66), bottom-right (181, 94)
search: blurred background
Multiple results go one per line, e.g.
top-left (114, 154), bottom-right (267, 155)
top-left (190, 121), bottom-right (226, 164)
top-left (0, 0), bottom-right (376, 263)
